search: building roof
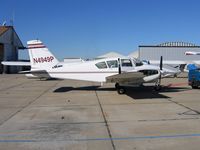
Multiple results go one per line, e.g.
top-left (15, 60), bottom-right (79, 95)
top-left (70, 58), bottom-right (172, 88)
top-left (158, 42), bottom-right (196, 47)
top-left (96, 51), bottom-right (125, 59)
top-left (0, 26), bottom-right (24, 49)
top-left (139, 42), bottom-right (200, 48)
top-left (0, 26), bottom-right (10, 36)
top-left (128, 50), bottom-right (138, 58)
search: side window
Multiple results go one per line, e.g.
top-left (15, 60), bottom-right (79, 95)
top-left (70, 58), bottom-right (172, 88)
top-left (95, 61), bottom-right (107, 69)
top-left (121, 59), bottom-right (132, 67)
top-left (107, 60), bottom-right (118, 68)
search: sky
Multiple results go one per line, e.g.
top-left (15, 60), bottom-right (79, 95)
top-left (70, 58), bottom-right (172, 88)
top-left (1, 0), bottom-right (200, 60)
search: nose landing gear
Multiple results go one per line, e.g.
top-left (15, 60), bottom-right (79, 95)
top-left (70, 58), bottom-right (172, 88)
top-left (154, 79), bottom-right (162, 91)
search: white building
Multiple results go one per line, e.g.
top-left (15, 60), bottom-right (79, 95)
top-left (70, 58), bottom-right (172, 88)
top-left (96, 51), bottom-right (124, 59)
top-left (128, 50), bottom-right (139, 59)
top-left (139, 42), bottom-right (200, 61)
top-left (0, 26), bottom-right (24, 73)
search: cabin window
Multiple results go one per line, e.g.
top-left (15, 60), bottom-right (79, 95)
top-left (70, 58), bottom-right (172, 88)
top-left (121, 59), bottom-right (132, 67)
top-left (95, 61), bottom-right (107, 69)
top-left (107, 60), bottom-right (118, 68)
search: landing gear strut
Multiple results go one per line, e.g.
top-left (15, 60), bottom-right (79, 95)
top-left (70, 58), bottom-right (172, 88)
top-left (154, 80), bottom-right (161, 91)
top-left (154, 84), bottom-right (161, 91)
top-left (115, 83), bottom-right (126, 94)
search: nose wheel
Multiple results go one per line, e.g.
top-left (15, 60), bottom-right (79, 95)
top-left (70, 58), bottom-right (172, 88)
top-left (154, 84), bottom-right (161, 91)
top-left (154, 80), bottom-right (162, 91)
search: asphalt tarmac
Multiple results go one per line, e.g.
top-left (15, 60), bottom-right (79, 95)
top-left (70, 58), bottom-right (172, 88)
top-left (0, 74), bottom-right (200, 150)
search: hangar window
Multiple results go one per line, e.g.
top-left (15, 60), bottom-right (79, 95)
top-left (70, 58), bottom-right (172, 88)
top-left (121, 59), bottom-right (132, 67)
top-left (107, 60), bottom-right (118, 68)
top-left (95, 61), bottom-right (107, 69)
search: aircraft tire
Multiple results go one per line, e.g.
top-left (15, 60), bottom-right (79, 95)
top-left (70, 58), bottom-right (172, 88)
top-left (154, 85), bottom-right (161, 91)
top-left (117, 87), bottom-right (126, 94)
top-left (192, 85), bottom-right (198, 89)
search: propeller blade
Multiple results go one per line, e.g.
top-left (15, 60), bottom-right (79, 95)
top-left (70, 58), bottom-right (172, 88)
top-left (160, 56), bottom-right (163, 70)
top-left (118, 58), bottom-right (121, 74)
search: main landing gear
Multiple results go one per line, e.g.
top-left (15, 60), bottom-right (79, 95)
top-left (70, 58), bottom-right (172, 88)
top-left (115, 82), bottom-right (162, 94)
top-left (115, 83), bottom-right (126, 94)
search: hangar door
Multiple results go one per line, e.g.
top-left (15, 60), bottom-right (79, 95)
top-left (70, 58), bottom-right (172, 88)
top-left (0, 44), bottom-right (4, 74)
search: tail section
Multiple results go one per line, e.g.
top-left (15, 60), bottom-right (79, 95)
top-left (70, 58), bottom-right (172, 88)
top-left (27, 40), bottom-right (59, 70)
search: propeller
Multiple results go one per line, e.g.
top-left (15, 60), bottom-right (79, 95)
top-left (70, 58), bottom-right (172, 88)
top-left (118, 58), bottom-right (121, 74)
top-left (160, 56), bottom-right (163, 70)
top-left (157, 56), bottom-right (163, 89)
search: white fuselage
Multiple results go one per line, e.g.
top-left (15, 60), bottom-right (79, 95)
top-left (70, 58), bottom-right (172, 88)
top-left (50, 62), bottom-right (118, 82)
top-left (31, 57), bottom-right (179, 83)
top-left (41, 58), bottom-right (120, 82)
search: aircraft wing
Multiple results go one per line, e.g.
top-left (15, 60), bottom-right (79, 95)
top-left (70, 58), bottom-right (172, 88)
top-left (1, 61), bottom-right (31, 66)
top-left (106, 72), bottom-right (146, 84)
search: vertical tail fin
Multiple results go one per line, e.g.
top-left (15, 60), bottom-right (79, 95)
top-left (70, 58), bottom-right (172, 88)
top-left (27, 40), bottom-right (59, 70)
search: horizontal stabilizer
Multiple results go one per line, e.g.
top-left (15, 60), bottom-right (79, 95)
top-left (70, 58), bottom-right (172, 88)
top-left (19, 70), bottom-right (32, 74)
top-left (1, 61), bottom-right (31, 66)
top-left (19, 70), bottom-right (51, 78)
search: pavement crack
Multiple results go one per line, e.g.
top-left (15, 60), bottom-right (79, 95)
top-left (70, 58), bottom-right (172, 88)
top-left (95, 90), bottom-right (116, 150)
top-left (0, 80), bottom-right (34, 92)
top-left (138, 117), bottom-right (199, 122)
top-left (167, 98), bottom-right (200, 115)
top-left (0, 81), bottom-right (59, 127)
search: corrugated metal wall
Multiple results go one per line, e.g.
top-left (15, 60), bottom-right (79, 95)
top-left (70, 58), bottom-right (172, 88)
top-left (139, 47), bottom-right (200, 61)
top-left (0, 44), bottom-right (4, 73)
top-left (0, 27), bottom-right (21, 73)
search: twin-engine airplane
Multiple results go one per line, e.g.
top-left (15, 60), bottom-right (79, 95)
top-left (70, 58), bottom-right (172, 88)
top-left (2, 40), bottom-right (180, 94)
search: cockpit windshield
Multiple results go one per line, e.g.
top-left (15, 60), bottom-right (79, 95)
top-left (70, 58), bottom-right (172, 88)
top-left (95, 61), bottom-right (107, 69)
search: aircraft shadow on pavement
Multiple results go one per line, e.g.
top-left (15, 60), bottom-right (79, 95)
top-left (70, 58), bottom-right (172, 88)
top-left (124, 86), bottom-right (190, 99)
top-left (53, 86), bottom-right (190, 99)
top-left (53, 86), bottom-right (102, 92)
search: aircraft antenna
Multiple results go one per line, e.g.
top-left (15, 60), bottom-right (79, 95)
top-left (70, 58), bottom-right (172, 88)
top-left (10, 11), bottom-right (15, 26)
top-left (2, 21), bottom-right (6, 26)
